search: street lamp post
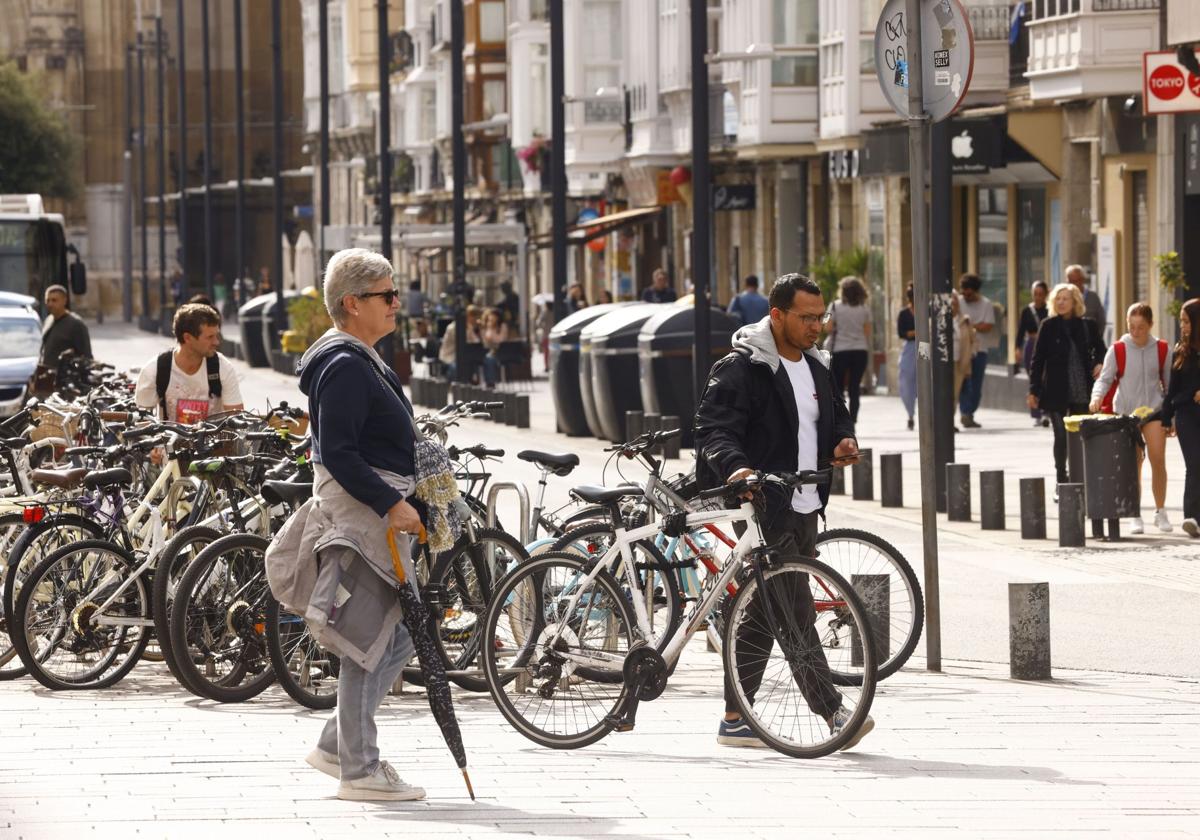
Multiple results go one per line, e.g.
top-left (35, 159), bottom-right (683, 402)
top-left (156, 7), bottom-right (166, 326)
top-left (176, 0), bottom-right (188, 308)
top-left (123, 44), bottom-right (134, 323)
top-left (549, 0), bottom-right (566, 325)
top-left (138, 26), bottom-right (150, 326)
top-left (318, 0), bottom-right (330, 276)
top-left (271, 0), bottom-right (285, 335)
top-left (377, 0), bottom-right (395, 363)
top-left (201, 0), bottom-right (215, 303)
top-left (451, 0), bottom-right (469, 381)
top-left (234, 0), bottom-right (246, 311)
top-left (689, 0), bottom-right (712, 403)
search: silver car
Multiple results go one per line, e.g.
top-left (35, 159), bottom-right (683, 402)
top-left (0, 294), bottom-right (42, 418)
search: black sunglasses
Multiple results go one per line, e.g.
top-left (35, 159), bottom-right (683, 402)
top-left (357, 289), bottom-right (400, 305)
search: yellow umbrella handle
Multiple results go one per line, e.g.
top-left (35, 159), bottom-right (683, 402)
top-left (386, 525), bottom-right (428, 585)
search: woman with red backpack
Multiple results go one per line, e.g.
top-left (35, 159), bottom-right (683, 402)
top-left (1089, 302), bottom-right (1172, 535)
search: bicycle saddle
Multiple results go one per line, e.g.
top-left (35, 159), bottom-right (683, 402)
top-left (569, 484), bottom-right (643, 505)
top-left (517, 450), bottom-right (580, 476)
top-left (82, 467), bottom-right (133, 490)
top-left (29, 467), bottom-right (89, 489)
top-left (261, 480), bottom-right (313, 508)
top-left (1, 437), bottom-right (28, 450)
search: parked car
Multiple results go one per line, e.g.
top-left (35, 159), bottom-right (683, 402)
top-left (0, 292), bottom-right (42, 417)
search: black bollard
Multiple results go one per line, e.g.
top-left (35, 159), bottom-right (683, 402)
top-left (850, 574), bottom-right (890, 668)
top-left (880, 453), bottom-right (903, 508)
top-left (830, 467), bottom-right (845, 495)
top-left (625, 410), bottom-right (644, 444)
top-left (1057, 483), bottom-right (1086, 547)
top-left (643, 412), bottom-right (661, 453)
top-left (661, 415), bottom-right (681, 459)
top-left (946, 463), bottom-right (971, 522)
top-left (515, 394), bottom-right (530, 429)
top-left (1019, 477), bottom-right (1047, 539)
top-left (501, 391), bottom-right (518, 426)
top-left (980, 470), bottom-right (1005, 530)
top-left (851, 448), bottom-right (873, 501)
top-left (1009, 582), bottom-right (1051, 680)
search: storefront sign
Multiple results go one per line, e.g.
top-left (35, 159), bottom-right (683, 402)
top-left (874, 0), bottom-right (975, 123)
top-left (948, 121), bottom-right (1003, 174)
top-left (827, 149), bottom-right (860, 180)
top-left (1095, 229), bottom-right (1118, 345)
top-left (1143, 52), bottom-right (1200, 115)
top-left (712, 184), bottom-right (756, 211)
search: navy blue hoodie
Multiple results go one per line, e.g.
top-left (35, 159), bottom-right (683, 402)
top-left (297, 332), bottom-right (416, 518)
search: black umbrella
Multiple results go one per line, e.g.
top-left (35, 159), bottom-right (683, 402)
top-left (388, 526), bottom-right (476, 801)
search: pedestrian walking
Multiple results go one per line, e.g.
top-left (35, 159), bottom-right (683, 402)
top-left (283, 248), bottom-right (428, 800)
top-left (956, 273), bottom-right (996, 429)
top-left (405, 280), bottom-right (430, 323)
top-left (824, 276), bottom-right (872, 423)
top-left (1027, 283), bottom-right (1106, 486)
top-left (694, 272), bottom-right (874, 752)
top-left (479, 307), bottom-right (510, 387)
top-left (951, 292), bottom-right (977, 408)
top-left (1162, 298), bottom-right (1200, 538)
top-left (1016, 281), bottom-right (1050, 427)
top-left (641, 268), bottom-right (678, 304)
top-left (566, 282), bottom-right (588, 313)
top-left (496, 280), bottom-right (521, 331)
top-left (897, 285), bottom-right (917, 430)
top-left (1067, 264), bottom-right (1106, 332)
top-left (39, 284), bottom-right (92, 368)
top-left (727, 275), bottom-right (769, 325)
top-left (438, 306), bottom-right (482, 381)
top-left (1089, 302), bottom-right (1173, 534)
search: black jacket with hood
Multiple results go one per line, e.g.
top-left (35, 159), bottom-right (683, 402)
top-left (694, 317), bottom-right (856, 518)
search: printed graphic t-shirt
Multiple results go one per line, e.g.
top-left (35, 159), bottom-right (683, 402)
top-left (134, 351), bottom-right (243, 422)
top-left (779, 355), bottom-right (821, 514)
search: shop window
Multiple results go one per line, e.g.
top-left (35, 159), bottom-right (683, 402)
top-left (772, 55), bottom-right (818, 87)
top-left (976, 187), bottom-right (1011, 365)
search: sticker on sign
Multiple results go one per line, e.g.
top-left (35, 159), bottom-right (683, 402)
top-left (1143, 52), bottom-right (1200, 114)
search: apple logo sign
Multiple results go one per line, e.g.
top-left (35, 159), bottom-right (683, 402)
top-left (951, 130), bottom-right (974, 159)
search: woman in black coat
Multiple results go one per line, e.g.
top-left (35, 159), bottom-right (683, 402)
top-left (1027, 283), bottom-right (1107, 484)
top-left (1163, 297), bottom-right (1200, 538)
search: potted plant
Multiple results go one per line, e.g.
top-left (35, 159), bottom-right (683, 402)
top-left (276, 287), bottom-right (331, 374)
top-left (1156, 250), bottom-right (1186, 318)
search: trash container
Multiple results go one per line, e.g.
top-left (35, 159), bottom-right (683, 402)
top-left (548, 303), bottom-right (627, 436)
top-left (1079, 414), bottom-right (1143, 520)
top-left (237, 293), bottom-right (275, 368)
top-left (638, 305), bottom-right (740, 447)
top-left (261, 291), bottom-right (300, 370)
top-left (585, 304), bottom-right (663, 442)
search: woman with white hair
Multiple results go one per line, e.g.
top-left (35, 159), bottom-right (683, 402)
top-left (1027, 283), bottom-right (1107, 486)
top-left (289, 248), bottom-right (426, 801)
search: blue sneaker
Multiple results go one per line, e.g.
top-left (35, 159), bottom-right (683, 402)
top-left (717, 717), bottom-right (766, 748)
top-left (827, 706), bottom-right (875, 751)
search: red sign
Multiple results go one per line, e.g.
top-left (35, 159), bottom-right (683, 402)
top-left (1143, 52), bottom-right (1200, 114)
top-left (1149, 64), bottom-right (1185, 100)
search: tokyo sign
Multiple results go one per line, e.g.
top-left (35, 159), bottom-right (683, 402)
top-left (1143, 52), bottom-right (1200, 115)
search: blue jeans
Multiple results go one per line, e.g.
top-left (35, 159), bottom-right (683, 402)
top-left (482, 353), bottom-right (500, 387)
top-left (898, 340), bottom-right (917, 420)
top-left (317, 621), bottom-right (414, 781)
top-left (958, 351), bottom-right (990, 417)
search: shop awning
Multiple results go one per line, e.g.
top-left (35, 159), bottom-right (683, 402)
top-left (531, 205), bottom-right (663, 250)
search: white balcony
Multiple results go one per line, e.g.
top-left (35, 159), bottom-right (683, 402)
top-left (964, 2), bottom-right (1012, 102)
top-left (1024, 0), bottom-right (1160, 101)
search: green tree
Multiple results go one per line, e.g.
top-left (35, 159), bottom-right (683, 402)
top-left (0, 62), bottom-right (79, 198)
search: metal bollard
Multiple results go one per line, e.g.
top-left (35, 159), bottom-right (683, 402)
top-left (880, 453), bottom-right (903, 508)
top-left (409, 377), bottom-right (423, 406)
top-left (851, 448), bottom-right (873, 501)
top-left (643, 412), bottom-right (662, 453)
top-left (1057, 483), bottom-right (1086, 547)
top-left (514, 394), bottom-right (530, 429)
top-left (625, 410), bottom-right (644, 443)
top-left (661, 415), bottom-right (681, 459)
top-left (501, 391), bottom-right (518, 426)
top-left (946, 463), bottom-right (971, 522)
top-left (1009, 582), bottom-right (1051, 680)
top-left (980, 470), bottom-right (1005, 530)
top-left (830, 467), bottom-right (846, 495)
top-left (1019, 477), bottom-right (1047, 539)
top-left (850, 574), bottom-right (890, 668)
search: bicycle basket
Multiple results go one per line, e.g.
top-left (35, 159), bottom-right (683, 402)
top-left (30, 406), bottom-right (79, 444)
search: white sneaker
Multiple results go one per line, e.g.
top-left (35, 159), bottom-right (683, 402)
top-left (1183, 519), bottom-right (1200, 539)
top-left (1155, 510), bottom-right (1173, 533)
top-left (305, 747), bottom-right (339, 779)
top-left (1129, 517), bottom-right (1145, 535)
top-left (337, 760), bottom-right (426, 802)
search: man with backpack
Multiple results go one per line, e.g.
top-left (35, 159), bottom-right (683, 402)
top-left (134, 302), bottom-right (244, 424)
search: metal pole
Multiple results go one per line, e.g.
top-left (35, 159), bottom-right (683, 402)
top-left (156, 7), bottom-right (166, 326)
top-left (176, 0), bottom-right (188, 301)
top-left (271, 0), bottom-right (285, 333)
top-left (318, 0), bottom-right (330, 274)
top-left (123, 45), bottom-right (135, 323)
top-left (905, 0), bottom-right (941, 672)
top-left (234, 0), bottom-right (245, 310)
top-left (689, 0), bottom-right (712, 403)
top-left (138, 28), bottom-right (150, 323)
top-left (377, 0), bottom-right (395, 363)
top-left (201, 0), bottom-right (214, 302)
top-left (451, 0), bottom-right (468, 381)
top-left (549, 0), bottom-right (566, 323)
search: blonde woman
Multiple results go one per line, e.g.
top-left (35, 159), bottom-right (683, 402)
top-left (1027, 283), bottom-right (1107, 485)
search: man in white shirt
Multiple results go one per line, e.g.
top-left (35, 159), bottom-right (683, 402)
top-left (135, 302), bottom-right (244, 423)
top-left (957, 273), bottom-right (996, 429)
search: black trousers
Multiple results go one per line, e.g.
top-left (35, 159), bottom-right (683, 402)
top-left (831, 350), bottom-right (869, 423)
top-left (723, 510), bottom-right (843, 720)
top-left (1048, 403), bottom-right (1089, 484)
top-left (1176, 406), bottom-right (1200, 521)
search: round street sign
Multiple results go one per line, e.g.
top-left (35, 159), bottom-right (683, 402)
top-left (874, 0), bottom-right (975, 123)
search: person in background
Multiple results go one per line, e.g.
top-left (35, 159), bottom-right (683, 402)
top-left (728, 275), bottom-right (770, 325)
top-left (1162, 298), bottom-right (1200, 538)
top-left (405, 280), bottom-right (430, 324)
top-left (1067, 264), bottom-right (1106, 332)
top-left (596, 289), bottom-right (614, 304)
top-left (825, 276), bottom-right (872, 424)
top-left (134, 303), bottom-right (243, 424)
top-left (438, 306), bottom-right (482, 381)
top-left (1089, 302), bottom-right (1172, 535)
top-left (897, 285), bottom-right (917, 431)
top-left (258, 266), bottom-right (273, 296)
top-left (641, 268), bottom-right (678, 304)
top-left (497, 281), bottom-right (521, 331)
top-left (1016, 281), bottom-right (1050, 427)
top-left (479, 307), bottom-right (510, 388)
top-left (39, 285), bottom-right (92, 368)
top-left (1027, 283), bottom-right (1106, 487)
top-left (956, 274), bottom-right (995, 429)
top-left (566, 283), bottom-right (588, 313)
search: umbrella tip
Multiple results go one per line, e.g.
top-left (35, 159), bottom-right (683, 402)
top-left (462, 768), bottom-right (476, 801)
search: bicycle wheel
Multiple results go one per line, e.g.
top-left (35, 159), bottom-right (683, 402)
top-left (168, 533), bottom-right (275, 702)
top-left (481, 551), bottom-right (635, 750)
top-left (1, 513), bottom-right (107, 680)
top-left (551, 524), bottom-right (682, 651)
top-left (412, 527), bottom-right (530, 692)
top-left (724, 557), bottom-right (876, 759)
top-left (0, 512), bottom-right (30, 678)
top-left (265, 596), bottom-right (339, 710)
top-left (151, 525), bottom-right (225, 686)
top-left (815, 528), bottom-right (923, 681)
top-left (13, 540), bottom-right (151, 691)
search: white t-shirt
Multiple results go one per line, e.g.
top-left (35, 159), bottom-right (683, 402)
top-left (134, 351), bottom-right (244, 423)
top-left (959, 295), bottom-right (998, 351)
top-left (779, 355), bottom-right (821, 514)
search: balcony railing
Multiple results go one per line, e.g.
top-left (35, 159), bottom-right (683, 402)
top-left (1093, 0), bottom-right (1158, 10)
top-left (968, 5), bottom-right (1012, 40)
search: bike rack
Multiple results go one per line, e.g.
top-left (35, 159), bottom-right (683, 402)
top-left (485, 481), bottom-right (531, 545)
